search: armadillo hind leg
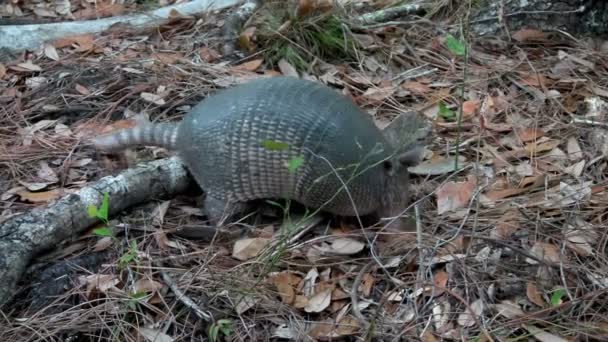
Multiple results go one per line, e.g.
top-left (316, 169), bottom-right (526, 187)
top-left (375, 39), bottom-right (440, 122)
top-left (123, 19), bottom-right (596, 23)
top-left (203, 195), bottom-right (252, 227)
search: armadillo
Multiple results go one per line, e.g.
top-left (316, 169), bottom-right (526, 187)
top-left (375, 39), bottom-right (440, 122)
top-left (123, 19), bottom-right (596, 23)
top-left (92, 76), bottom-right (423, 224)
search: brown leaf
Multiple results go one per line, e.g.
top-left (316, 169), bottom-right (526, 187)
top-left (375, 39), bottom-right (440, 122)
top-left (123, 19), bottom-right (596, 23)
top-left (401, 81), bottom-right (431, 94)
top-left (512, 29), bottom-right (549, 42)
top-left (199, 47), bottom-right (220, 63)
top-left (360, 273), bottom-right (374, 297)
top-left (75, 83), bottom-right (91, 95)
top-left (527, 242), bottom-right (561, 265)
top-left (18, 189), bottom-right (63, 203)
top-left (53, 34), bottom-right (94, 52)
top-left (491, 209), bottom-right (521, 239)
top-left (436, 175), bottom-right (477, 214)
top-left (462, 100), bottom-right (480, 116)
top-left (232, 237), bottom-right (271, 261)
top-left (430, 270), bottom-right (448, 297)
top-left (134, 279), bottom-right (164, 293)
top-left (233, 58), bottom-right (263, 72)
top-left (517, 128), bottom-right (546, 142)
top-left (309, 316), bottom-right (360, 339)
top-left (304, 288), bottom-right (332, 313)
top-left (153, 52), bottom-right (185, 64)
top-left (93, 237), bottom-right (114, 252)
top-left (80, 274), bottom-right (120, 297)
top-left (272, 272), bottom-right (302, 304)
top-left (0, 63), bottom-right (6, 79)
top-left (526, 282), bottom-right (545, 307)
top-left (525, 140), bottom-right (560, 154)
top-left (73, 3), bottom-right (125, 19)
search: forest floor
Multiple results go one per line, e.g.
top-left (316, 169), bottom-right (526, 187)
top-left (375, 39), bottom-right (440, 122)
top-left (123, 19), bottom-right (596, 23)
top-left (1, 0), bottom-right (608, 341)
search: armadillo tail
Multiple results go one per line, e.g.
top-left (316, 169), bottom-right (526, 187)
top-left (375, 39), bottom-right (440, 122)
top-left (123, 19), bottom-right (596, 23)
top-left (91, 122), bottom-right (179, 151)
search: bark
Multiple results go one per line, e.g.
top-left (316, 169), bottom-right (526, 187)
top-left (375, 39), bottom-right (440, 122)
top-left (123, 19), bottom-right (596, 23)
top-left (470, 0), bottom-right (608, 37)
top-left (0, 156), bottom-right (194, 307)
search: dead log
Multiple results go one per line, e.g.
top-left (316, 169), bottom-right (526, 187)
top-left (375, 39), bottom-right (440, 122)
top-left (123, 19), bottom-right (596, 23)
top-left (0, 0), bottom-right (243, 55)
top-left (0, 156), bottom-right (194, 307)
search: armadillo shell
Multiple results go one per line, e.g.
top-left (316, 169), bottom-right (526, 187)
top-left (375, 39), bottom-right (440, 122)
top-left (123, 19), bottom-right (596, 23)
top-left (177, 76), bottom-right (395, 216)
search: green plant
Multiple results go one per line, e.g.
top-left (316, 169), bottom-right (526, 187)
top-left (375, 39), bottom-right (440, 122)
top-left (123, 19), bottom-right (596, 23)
top-left (88, 192), bottom-right (113, 237)
top-left (118, 240), bottom-right (140, 269)
top-left (208, 319), bottom-right (233, 341)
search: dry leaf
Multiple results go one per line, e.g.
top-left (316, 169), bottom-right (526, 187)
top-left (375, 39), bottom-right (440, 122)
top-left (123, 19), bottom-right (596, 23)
top-left (134, 279), bottom-right (164, 293)
top-left (436, 175), bottom-right (477, 214)
top-left (12, 61), bottom-right (42, 72)
top-left (564, 228), bottom-right (595, 256)
top-left (232, 237), bottom-right (271, 261)
top-left (527, 242), bottom-right (561, 265)
top-left (462, 100), bottom-right (480, 116)
top-left (421, 330), bottom-right (439, 342)
top-left (44, 44), bottom-right (60, 60)
top-left (140, 92), bottom-right (166, 105)
top-left (432, 301), bottom-right (450, 331)
top-left (233, 58), bottom-right (263, 72)
top-left (517, 127), bottom-right (545, 142)
top-left (360, 273), bottom-right (374, 297)
top-left (1, 186), bottom-right (26, 201)
top-left (524, 325), bottom-right (568, 342)
top-left (525, 140), bottom-right (560, 154)
top-left (93, 237), bottom-right (113, 252)
top-left (567, 137), bottom-right (583, 160)
top-left (564, 160), bottom-right (585, 177)
top-left (80, 274), bottom-right (120, 297)
top-left (138, 327), bottom-right (174, 342)
top-left (457, 298), bottom-right (484, 327)
top-left (37, 161), bottom-right (58, 183)
top-left (75, 83), bottom-right (91, 95)
top-left (235, 295), bottom-right (260, 314)
top-left (325, 238), bottom-right (365, 255)
top-left (272, 272), bottom-right (302, 304)
top-left (278, 59), bottom-right (298, 77)
top-left (0, 63), bottom-right (6, 78)
top-left (526, 282), bottom-right (545, 307)
top-left (426, 270), bottom-right (448, 297)
top-left (361, 86), bottom-right (395, 104)
top-left (304, 288), bottom-right (332, 313)
top-left (199, 47), bottom-right (220, 63)
top-left (153, 52), bottom-right (184, 64)
top-left (512, 29), bottom-right (548, 42)
top-left (493, 300), bottom-right (524, 318)
top-left (18, 189), bottom-right (63, 203)
top-left (491, 209), bottom-right (521, 239)
top-left (409, 155), bottom-right (468, 176)
top-left (401, 81), bottom-right (431, 94)
top-left (333, 316), bottom-right (360, 336)
top-left (53, 34), bottom-right (94, 51)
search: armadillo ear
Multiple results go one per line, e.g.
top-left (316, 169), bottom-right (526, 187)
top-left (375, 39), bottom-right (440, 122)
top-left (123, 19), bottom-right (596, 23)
top-left (398, 145), bottom-right (425, 166)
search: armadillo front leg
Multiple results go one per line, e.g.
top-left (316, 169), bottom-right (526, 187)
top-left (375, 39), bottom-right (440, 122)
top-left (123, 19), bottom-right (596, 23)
top-left (203, 195), bottom-right (251, 226)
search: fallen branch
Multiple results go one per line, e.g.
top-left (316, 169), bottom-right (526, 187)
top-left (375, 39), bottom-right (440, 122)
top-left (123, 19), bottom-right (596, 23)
top-left (0, 156), bottom-right (194, 307)
top-left (0, 0), bottom-right (243, 53)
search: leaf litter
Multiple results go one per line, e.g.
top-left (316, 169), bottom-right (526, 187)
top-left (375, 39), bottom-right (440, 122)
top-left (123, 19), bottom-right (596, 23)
top-left (1, 1), bottom-right (608, 341)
